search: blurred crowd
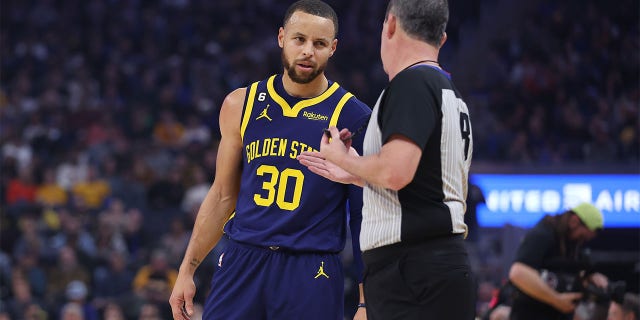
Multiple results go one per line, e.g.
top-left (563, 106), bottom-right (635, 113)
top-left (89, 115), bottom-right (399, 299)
top-left (466, 0), bottom-right (639, 164)
top-left (0, 0), bottom-right (637, 319)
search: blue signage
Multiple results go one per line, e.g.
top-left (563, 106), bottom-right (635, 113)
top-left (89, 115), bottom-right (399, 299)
top-left (472, 174), bottom-right (640, 228)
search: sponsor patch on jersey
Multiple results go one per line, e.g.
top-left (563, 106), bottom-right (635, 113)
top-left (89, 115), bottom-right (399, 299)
top-left (302, 111), bottom-right (329, 121)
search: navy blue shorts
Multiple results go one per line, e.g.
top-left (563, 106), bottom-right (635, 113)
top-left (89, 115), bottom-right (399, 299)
top-left (202, 239), bottom-right (344, 320)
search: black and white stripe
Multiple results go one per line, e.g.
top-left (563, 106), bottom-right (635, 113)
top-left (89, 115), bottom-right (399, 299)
top-left (360, 67), bottom-right (472, 251)
top-left (361, 91), bottom-right (403, 250)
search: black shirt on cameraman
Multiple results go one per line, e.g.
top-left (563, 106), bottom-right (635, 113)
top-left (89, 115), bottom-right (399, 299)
top-left (510, 219), bottom-right (580, 320)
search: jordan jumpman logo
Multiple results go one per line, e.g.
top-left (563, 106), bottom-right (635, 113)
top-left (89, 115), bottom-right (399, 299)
top-left (314, 261), bottom-right (329, 279)
top-left (256, 104), bottom-right (272, 121)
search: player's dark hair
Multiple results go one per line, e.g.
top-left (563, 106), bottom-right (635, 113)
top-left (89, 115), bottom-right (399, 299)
top-left (386, 0), bottom-right (448, 47)
top-left (284, 0), bottom-right (339, 38)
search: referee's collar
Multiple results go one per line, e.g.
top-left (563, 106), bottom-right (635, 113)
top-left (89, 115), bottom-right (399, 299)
top-left (408, 64), bottom-right (451, 79)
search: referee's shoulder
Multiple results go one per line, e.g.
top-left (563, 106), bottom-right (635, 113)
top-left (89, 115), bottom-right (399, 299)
top-left (394, 65), bottom-right (436, 83)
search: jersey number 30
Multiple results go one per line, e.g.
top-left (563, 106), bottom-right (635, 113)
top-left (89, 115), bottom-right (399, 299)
top-left (254, 165), bottom-right (304, 211)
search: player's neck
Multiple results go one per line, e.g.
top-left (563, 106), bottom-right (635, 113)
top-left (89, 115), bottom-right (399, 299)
top-left (281, 73), bottom-right (329, 98)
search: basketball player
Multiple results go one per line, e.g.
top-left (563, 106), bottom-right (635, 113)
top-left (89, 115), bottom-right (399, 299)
top-left (298, 0), bottom-right (475, 319)
top-left (168, 1), bottom-right (371, 320)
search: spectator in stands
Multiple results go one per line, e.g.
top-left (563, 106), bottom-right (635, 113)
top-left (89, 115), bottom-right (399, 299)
top-left (102, 301), bottom-right (126, 320)
top-left (46, 246), bottom-right (91, 306)
top-left (180, 165), bottom-right (210, 214)
top-left (92, 251), bottom-right (134, 307)
top-left (12, 249), bottom-right (47, 300)
top-left (133, 249), bottom-right (177, 304)
top-left (35, 166), bottom-right (68, 208)
top-left (5, 276), bottom-right (44, 319)
top-left (93, 213), bottom-right (128, 266)
top-left (160, 217), bottom-right (191, 268)
top-left (59, 302), bottom-right (84, 320)
top-left (71, 165), bottom-right (111, 211)
top-left (49, 213), bottom-right (97, 264)
top-left (138, 302), bottom-right (162, 320)
top-left (63, 280), bottom-right (99, 320)
top-left (152, 110), bottom-right (185, 149)
top-left (5, 166), bottom-right (37, 206)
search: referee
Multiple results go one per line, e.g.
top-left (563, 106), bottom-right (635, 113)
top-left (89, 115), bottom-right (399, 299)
top-left (298, 0), bottom-right (475, 319)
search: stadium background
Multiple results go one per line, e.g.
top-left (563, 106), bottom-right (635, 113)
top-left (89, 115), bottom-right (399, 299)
top-left (0, 0), bottom-right (638, 319)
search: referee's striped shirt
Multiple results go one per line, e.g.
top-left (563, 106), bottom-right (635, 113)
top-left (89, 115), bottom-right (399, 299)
top-left (360, 65), bottom-right (472, 251)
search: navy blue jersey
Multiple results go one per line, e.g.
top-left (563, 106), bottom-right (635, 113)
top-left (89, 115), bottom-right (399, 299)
top-left (225, 74), bottom-right (371, 252)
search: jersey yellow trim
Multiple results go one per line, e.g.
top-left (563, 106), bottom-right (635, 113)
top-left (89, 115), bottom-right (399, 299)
top-left (222, 211), bottom-right (236, 232)
top-left (240, 82), bottom-right (259, 141)
top-left (329, 92), bottom-right (354, 127)
top-left (266, 75), bottom-right (341, 117)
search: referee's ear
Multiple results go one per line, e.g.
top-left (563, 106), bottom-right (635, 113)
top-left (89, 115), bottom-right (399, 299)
top-left (439, 32), bottom-right (447, 49)
top-left (385, 13), bottom-right (397, 39)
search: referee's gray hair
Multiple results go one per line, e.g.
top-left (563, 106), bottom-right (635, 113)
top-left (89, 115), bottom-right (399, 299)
top-left (386, 0), bottom-right (449, 47)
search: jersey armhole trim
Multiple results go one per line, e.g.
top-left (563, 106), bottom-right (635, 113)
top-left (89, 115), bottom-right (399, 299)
top-left (240, 82), bottom-right (259, 141)
top-left (329, 92), bottom-right (354, 127)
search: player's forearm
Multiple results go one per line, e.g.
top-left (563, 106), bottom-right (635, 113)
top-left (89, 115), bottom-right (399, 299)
top-left (180, 187), bottom-right (236, 274)
top-left (509, 262), bottom-right (562, 306)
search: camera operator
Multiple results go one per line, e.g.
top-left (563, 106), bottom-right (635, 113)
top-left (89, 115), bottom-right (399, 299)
top-left (608, 292), bottom-right (639, 320)
top-left (508, 202), bottom-right (608, 320)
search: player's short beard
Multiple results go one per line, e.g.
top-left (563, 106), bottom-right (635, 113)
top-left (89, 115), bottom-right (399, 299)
top-left (282, 51), bottom-right (325, 84)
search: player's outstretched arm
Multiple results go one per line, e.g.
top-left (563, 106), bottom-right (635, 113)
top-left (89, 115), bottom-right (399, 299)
top-left (169, 88), bottom-right (246, 320)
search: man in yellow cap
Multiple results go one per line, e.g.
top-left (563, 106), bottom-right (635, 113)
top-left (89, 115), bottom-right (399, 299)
top-left (507, 202), bottom-right (609, 320)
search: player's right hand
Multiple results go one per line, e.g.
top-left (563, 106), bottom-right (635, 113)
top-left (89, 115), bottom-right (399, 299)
top-left (169, 273), bottom-right (197, 320)
top-left (553, 292), bottom-right (582, 314)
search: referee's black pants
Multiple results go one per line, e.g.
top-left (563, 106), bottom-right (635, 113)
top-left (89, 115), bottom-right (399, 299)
top-left (362, 235), bottom-right (475, 320)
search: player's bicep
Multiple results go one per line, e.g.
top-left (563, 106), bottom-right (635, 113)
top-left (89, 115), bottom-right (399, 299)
top-left (210, 88), bottom-right (246, 199)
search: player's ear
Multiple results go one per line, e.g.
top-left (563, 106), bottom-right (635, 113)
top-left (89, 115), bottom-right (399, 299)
top-left (329, 39), bottom-right (337, 57)
top-left (278, 27), bottom-right (285, 48)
